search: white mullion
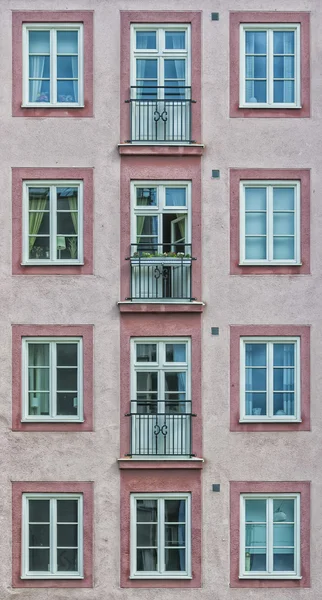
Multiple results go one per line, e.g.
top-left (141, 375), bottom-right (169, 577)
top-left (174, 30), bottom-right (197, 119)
top-left (78, 26), bottom-right (83, 105)
top-left (267, 342), bottom-right (273, 417)
top-left (78, 184), bottom-right (83, 262)
top-left (50, 498), bottom-right (56, 574)
top-left (267, 186), bottom-right (273, 261)
top-left (159, 498), bottom-right (165, 574)
top-left (53, 185), bottom-right (57, 261)
top-left (77, 339), bottom-right (82, 419)
top-left (52, 30), bottom-right (58, 105)
top-left (267, 498), bottom-right (273, 573)
top-left (267, 30), bottom-right (274, 105)
top-left (159, 342), bottom-right (164, 413)
top-left (51, 342), bottom-right (57, 418)
top-left (78, 495), bottom-right (83, 575)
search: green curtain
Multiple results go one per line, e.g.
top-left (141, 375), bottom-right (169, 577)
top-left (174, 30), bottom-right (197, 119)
top-left (29, 197), bottom-right (47, 253)
top-left (68, 193), bottom-right (78, 233)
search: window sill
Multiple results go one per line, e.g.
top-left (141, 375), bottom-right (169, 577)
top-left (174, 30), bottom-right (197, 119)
top-left (239, 262), bottom-right (302, 267)
top-left (21, 575), bottom-right (84, 580)
top-left (130, 575), bottom-right (192, 580)
top-left (21, 419), bottom-right (85, 424)
top-left (239, 575), bottom-right (302, 580)
top-left (21, 262), bottom-right (84, 267)
top-left (239, 104), bottom-right (302, 110)
top-left (239, 419), bottom-right (302, 424)
top-left (21, 104), bottom-right (85, 109)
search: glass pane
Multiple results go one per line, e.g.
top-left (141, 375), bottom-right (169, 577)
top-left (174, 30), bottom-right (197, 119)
top-left (29, 31), bottom-right (50, 53)
top-left (136, 31), bottom-right (156, 50)
top-left (57, 344), bottom-right (78, 366)
top-left (57, 187), bottom-right (78, 208)
top-left (165, 499), bottom-right (186, 522)
top-left (137, 59), bottom-right (157, 79)
top-left (245, 187), bottom-right (267, 211)
top-left (57, 31), bottom-right (78, 53)
top-left (57, 80), bottom-right (78, 102)
top-left (165, 31), bottom-right (186, 50)
top-left (57, 56), bottom-right (78, 78)
top-left (274, 56), bottom-right (294, 78)
top-left (28, 367), bottom-right (49, 391)
top-left (57, 393), bottom-right (78, 416)
top-left (245, 80), bottom-right (266, 103)
top-left (245, 213), bottom-right (266, 235)
top-left (165, 344), bottom-right (186, 362)
top-left (29, 548), bottom-right (50, 571)
top-left (136, 188), bottom-right (157, 207)
top-left (245, 550), bottom-right (266, 572)
top-left (165, 524), bottom-right (185, 545)
top-left (165, 373), bottom-right (186, 394)
top-left (137, 524), bottom-right (157, 546)
top-left (245, 499), bottom-right (266, 522)
top-left (274, 31), bottom-right (295, 54)
top-left (136, 344), bottom-right (157, 362)
top-left (57, 524), bottom-right (78, 546)
top-left (29, 187), bottom-right (50, 209)
top-left (246, 56), bottom-right (266, 78)
top-left (273, 187), bottom-right (294, 211)
top-left (273, 499), bottom-right (295, 521)
top-left (57, 500), bottom-right (78, 522)
top-left (137, 548), bottom-right (157, 571)
top-left (274, 524), bottom-right (294, 546)
top-left (28, 392), bottom-right (49, 415)
top-left (245, 31), bottom-right (267, 54)
top-left (273, 368), bottom-right (294, 391)
top-left (273, 237), bottom-right (294, 259)
top-left (29, 211), bottom-right (49, 236)
top-left (165, 548), bottom-right (185, 571)
top-left (164, 59), bottom-right (185, 80)
top-left (165, 188), bottom-right (186, 207)
top-left (29, 55), bottom-right (50, 78)
top-left (29, 524), bottom-right (49, 546)
top-left (28, 343), bottom-right (49, 367)
top-left (245, 392), bottom-right (267, 416)
top-left (273, 213), bottom-right (294, 235)
top-left (273, 393), bottom-right (295, 416)
top-left (29, 79), bottom-right (50, 103)
top-left (137, 499), bottom-right (157, 522)
top-left (273, 550), bottom-right (294, 571)
top-left (29, 499), bottom-right (50, 522)
top-left (245, 344), bottom-right (266, 366)
top-left (57, 368), bottom-right (77, 391)
top-left (246, 524), bottom-right (266, 545)
top-left (246, 368), bottom-right (266, 391)
top-left (245, 237), bottom-right (266, 260)
top-left (274, 80), bottom-right (294, 103)
top-left (137, 215), bottom-right (158, 239)
top-left (274, 343), bottom-right (295, 366)
top-left (137, 372), bottom-right (158, 392)
top-left (57, 548), bottom-right (78, 571)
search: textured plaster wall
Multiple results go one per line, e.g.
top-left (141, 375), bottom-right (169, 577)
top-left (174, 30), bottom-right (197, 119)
top-left (0, 0), bottom-right (321, 598)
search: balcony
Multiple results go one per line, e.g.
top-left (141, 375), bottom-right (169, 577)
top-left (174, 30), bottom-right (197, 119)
top-left (126, 400), bottom-right (195, 457)
top-left (127, 86), bottom-right (194, 143)
top-left (126, 244), bottom-right (195, 302)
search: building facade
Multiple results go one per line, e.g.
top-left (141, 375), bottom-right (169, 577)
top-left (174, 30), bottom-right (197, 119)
top-left (0, 0), bottom-right (320, 597)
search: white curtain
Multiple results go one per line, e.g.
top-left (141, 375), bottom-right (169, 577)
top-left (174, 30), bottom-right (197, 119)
top-left (281, 33), bottom-right (294, 103)
top-left (29, 56), bottom-right (45, 102)
top-left (245, 32), bottom-right (255, 101)
top-left (282, 345), bottom-right (294, 415)
top-left (28, 344), bottom-right (49, 415)
top-left (71, 56), bottom-right (78, 102)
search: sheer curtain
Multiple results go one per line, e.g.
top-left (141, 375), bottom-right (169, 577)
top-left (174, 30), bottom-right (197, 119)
top-left (245, 32), bottom-right (255, 102)
top-left (281, 32), bottom-right (294, 103)
top-left (29, 192), bottom-right (47, 254)
top-left (29, 56), bottom-right (45, 102)
top-left (282, 345), bottom-right (294, 415)
top-left (28, 344), bottom-right (49, 415)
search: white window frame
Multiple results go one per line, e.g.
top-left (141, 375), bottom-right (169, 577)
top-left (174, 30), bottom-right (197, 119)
top-left (130, 492), bottom-right (191, 579)
top-left (22, 493), bottom-right (83, 579)
top-left (239, 493), bottom-right (301, 579)
top-left (240, 336), bottom-right (301, 423)
top-left (239, 23), bottom-right (301, 108)
top-left (131, 181), bottom-right (192, 250)
top-left (22, 23), bottom-right (84, 108)
top-left (239, 180), bottom-right (301, 265)
top-left (22, 180), bottom-right (84, 265)
top-left (22, 337), bottom-right (83, 423)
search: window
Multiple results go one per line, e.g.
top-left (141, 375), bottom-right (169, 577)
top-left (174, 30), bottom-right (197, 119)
top-left (23, 181), bottom-right (83, 265)
top-left (240, 494), bottom-right (300, 579)
top-left (240, 181), bottom-right (300, 265)
top-left (240, 24), bottom-right (300, 108)
top-left (131, 493), bottom-right (191, 578)
top-left (22, 337), bottom-right (83, 422)
top-left (22, 493), bottom-right (83, 579)
top-left (23, 24), bottom-right (83, 107)
top-left (130, 339), bottom-right (191, 455)
top-left (240, 337), bottom-right (300, 422)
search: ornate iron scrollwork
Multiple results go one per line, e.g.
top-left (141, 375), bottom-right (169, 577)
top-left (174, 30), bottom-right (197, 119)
top-left (154, 266), bottom-right (169, 280)
top-left (153, 107), bottom-right (168, 122)
top-left (153, 423), bottom-right (168, 437)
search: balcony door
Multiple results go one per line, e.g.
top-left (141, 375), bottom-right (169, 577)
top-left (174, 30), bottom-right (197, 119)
top-left (131, 25), bottom-right (191, 142)
top-left (131, 339), bottom-right (191, 456)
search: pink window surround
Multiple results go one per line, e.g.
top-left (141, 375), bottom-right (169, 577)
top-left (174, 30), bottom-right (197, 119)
top-left (120, 156), bottom-right (202, 305)
top-left (120, 313), bottom-right (202, 458)
top-left (12, 11), bottom-right (93, 118)
top-left (230, 169), bottom-right (310, 275)
top-left (230, 481), bottom-right (310, 588)
top-left (12, 168), bottom-right (94, 275)
top-left (120, 11), bottom-right (202, 145)
top-left (12, 324), bottom-right (94, 432)
top-left (230, 12), bottom-right (310, 118)
top-left (230, 325), bottom-right (310, 432)
top-left (12, 481), bottom-right (93, 588)
top-left (120, 469), bottom-right (201, 588)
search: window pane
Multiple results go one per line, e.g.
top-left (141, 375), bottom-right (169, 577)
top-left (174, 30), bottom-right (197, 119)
top-left (57, 80), bottom-right (78, 102)
top-left (164, 59), bottom-right (185, 80)
top-left (29, 524), bottom-right (49, 546)
top-left (246, 368), bottom-right (266, 391)
top-left (245, 213), bottom-right (266, 235)
top-left (273, 392), bottom-right (295, 416)
top-left (274, 524), bottom-right (294, 546)
top-left (246, 392), bottom-right (267, 416)
top-left (57, 499), bottom-right (78, 522)
top-left (165, 499), bottom-right (186, 522)
top-left (57, 344), bottom-right (78, 366)
top-left (57, 368), bottom-right (77, 391)
top-left (29, 79), bottom-right (50, 103)
top-left (273, 550), bottom-right (294, 571)
top-left (57, 393), bottom-right (78, 416)
top-left (136, 31), bottom-right (156, 50)
top-left (165, 188), bottom-right (186, 207)
top-left (274, 31), bottom-right (294, 54)
top-left (29, 55), bottom-right (50, 78)
top-left (137, 499), bottom-right (158, 522)
top-left (165, 372), bottom-right (186, 394)
top-left (274, 56), bottom-right (294, 78)
top-left (245, 237), bottom-right (267, 260)
top-left (57, 187), bottom-right (78, 208)
top-left (136, 188), bottom-right (157, 207)
top-left (28, 392), bottom-right (50, 415)
top-left (57, 524), bottom-right (78, 546)
top-left (137, 372), bottom-right (158, 392)
top-left (246, 524), bottom-right (266, 546)
top-left (273, 213), bottom-right (294, 235)
top-left (28, 343), bottom-right (49, 367)
top-left (245, 499), bottom-right (266, 522)
top-left (273, 187), bottom-right (295, 210)
top-left (165, 344), bottom-right (186, 362)
top-left (57, 548), bottom-right (78, 571)
top-left (28, 367), bottom-right (49, 391)
top-left (245, 344), bottom-right (266, 366)
top-left (137, 524), bottom-right (157, 546)
top-left (165, 524), bottom-right (186, 545)
top-left (245, 549), bottom-right (266, 572)
top-left (57, 56), bottom-right (78, 78)
top-left (165, 548), bottom-right (186, 571)
top-left (245, 188), bottom-right (267, 211)
top-left (246, 56), bottom-right (266, 78)
top-left (274, 80), bottom-right (294, 103)
top-left (136, 344), bottom-right (157, 362)
top-left (273, 237), bottom-right (294, 260)
top-left (137, 548), bottom-right (157, 571)
top-left (165, 31), bottom-right (186, 50)
top-left (29, 31), bottom-right (50, 53)
top-left (136, 215), bottom-right (158, 244)
top-left (57, 31), bottom-right (78, 53)
top-left (29, 549), bottom-right (50, 571)
top-left (273, 499), bottom-right (295, 522)
top-left (137, 59), bottom-right (157, 79)
top-left (245, 31), bottom-right (267, 54)
top-left (29, 499), bottom-right (50, 522)
top-left (246, 80), bottom-right (266, 103)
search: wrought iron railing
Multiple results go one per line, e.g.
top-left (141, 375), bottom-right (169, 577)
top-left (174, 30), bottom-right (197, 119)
top-left (126, 244), bottom-right (195, 301)
top-left (126, 400), bottom-right (195, 456)
top-left (126, 86), bottom-right (194, 143)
